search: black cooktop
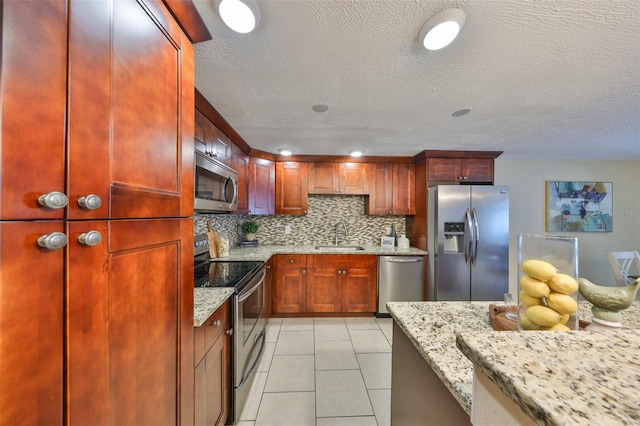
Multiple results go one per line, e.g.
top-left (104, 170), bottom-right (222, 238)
top-left (194, 259), bottom-right (263, 289)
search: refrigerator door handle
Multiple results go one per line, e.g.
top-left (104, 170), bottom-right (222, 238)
top-left (464, 208), bottom-right (473, 265)
top-left (471, 208), bottom-right (479, 266)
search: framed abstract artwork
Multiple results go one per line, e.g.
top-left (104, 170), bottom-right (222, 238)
top-left (545, 181), bottom-right (613, 232)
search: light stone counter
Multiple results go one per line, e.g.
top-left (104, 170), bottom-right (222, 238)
top-left (456, 329), bottom-right (640, 425)
top-left (387, 301), bottom-right (640, 417)
top-left (194, 288), bottom-right (234, 327)
top-left (211, 244), bottom-right (428, 262)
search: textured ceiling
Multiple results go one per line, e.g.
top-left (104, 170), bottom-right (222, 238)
top-left (193, 0), bottom-right (640, 161)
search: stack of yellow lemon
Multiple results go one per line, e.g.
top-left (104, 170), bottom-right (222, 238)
top-left (518, 259), bottom-right (578, 330)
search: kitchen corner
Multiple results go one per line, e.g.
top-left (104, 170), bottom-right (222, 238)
top-left (387, 301), bottom-right (640, 425)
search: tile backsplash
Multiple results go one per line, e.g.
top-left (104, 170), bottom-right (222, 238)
top-left (195, 195), bottom-right (408, 247)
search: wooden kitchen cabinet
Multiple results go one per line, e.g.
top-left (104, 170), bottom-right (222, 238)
top-left (308, 162), bottom-right (369, 195)
top-left (0, 1), bottom-right (196, 424)
top-left (276, 162), bottom-right (308, 215)
top-left (306, 255), bottom-right (342, 312)
top-left (274, 255), bottom-right (308, 313)
top-left (195, 300), bottom-right (231, 426)
top-left (232, 144), bottom-right (249, 214)
top-left (195, 109), bottom-right (232, 167)
top-left (248, 157), bottom-right (276, 215)
top-left (427, 158), bottom-right (494, 183)
top-left (368, 163), bottom-right (415, 215)
top-left (338, 255), bottom-right (378, 313)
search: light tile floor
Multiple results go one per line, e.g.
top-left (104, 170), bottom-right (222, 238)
top-left (237, 316), bottom-right (393, 426)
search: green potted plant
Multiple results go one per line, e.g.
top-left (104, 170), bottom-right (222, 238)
top-left (241, 220), bottom-right (259, 241)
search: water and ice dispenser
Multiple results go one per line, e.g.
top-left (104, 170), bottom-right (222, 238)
top-left (443, 222), bottom-right (464, 253)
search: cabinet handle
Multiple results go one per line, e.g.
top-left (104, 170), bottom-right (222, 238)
top-left (38, 191), bottom-right (68, 209)
top-left (213, 320), bottom-right (221, 327)
top-left (339, 190), bottom-right (343, 194)
top-left (38, 232), bottom-right (67, 250)
top-left (290, 259), bottom-right (294, 264)
top-left (304, 210), bottom-right (308, 214)
top-left (78, 230), bottom-right (102, 247)
top-left (266, 265), bottom-right (271, 270)
top-left (78, 194), bottom-right (102, 210)
top-left (302, 269), bottom-right (306, 274)
top-left (225, 328), bottom-right (233, 336)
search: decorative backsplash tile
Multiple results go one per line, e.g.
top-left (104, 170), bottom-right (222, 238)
top-left (195, 195), bottom-right (408, 247)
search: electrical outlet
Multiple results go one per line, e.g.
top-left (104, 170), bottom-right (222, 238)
top-left (284, 225), bottom-right (291, 234)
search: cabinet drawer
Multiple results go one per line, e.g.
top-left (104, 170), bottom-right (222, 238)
top-left (277, 254), bottom-right (307, 269)
top-left (348, 255), bottom-right (377, 269)
top-left (205, 300), bottom-right (229, 352)
top-left (308, 254), bottom-right (335, 269)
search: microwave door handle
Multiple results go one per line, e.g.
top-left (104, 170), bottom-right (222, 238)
top-left (223, 176), bottom-right (238, 204)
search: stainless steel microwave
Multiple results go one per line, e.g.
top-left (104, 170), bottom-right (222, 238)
top-left (194, 151), bottom-right (238, 212)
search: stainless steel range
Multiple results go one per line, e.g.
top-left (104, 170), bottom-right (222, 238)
top-left (194, 235), bottom-right (266, 424)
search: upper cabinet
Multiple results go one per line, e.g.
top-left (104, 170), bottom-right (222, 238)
top-left (427, 158), bottom-right (494, 183)
top-left (195, 109), bottom-right (232, 167)
top-left (276, 162), bottom-right (308, 215)
top-left (0, 0), bottom-right (194, 221)
top-left (248, 157), bottom-right (275, 215)
top-left (232, 144), bottom-right (249, 214)
top-left (308, 163), bottom-right (369, 195)
top-left (368, 163), bottom-right (415, 215)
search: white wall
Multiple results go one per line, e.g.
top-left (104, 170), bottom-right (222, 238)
top-left (494, 159), bottom-right (640, 293)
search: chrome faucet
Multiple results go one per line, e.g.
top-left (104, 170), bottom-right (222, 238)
top-left (335, 221), bottom-right (348, 245)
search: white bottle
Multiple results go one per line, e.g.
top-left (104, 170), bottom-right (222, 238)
top-left (398, 234), bottom-right (410, 249)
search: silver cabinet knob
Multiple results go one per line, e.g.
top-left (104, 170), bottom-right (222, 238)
top-left (225, 328), bottom-right (233, 336)
top-left (302, 269), bottom-right (306, 274)
top-left (290, 259), bottom-right (294, 264)
top-left (78, 194), bottom-right (102, 210)
top-left (38, 232), bottom-right (67, 250)
top-left (38, 191), bottom-right (68, 209)
top-left (213, 320), bottom-right (221, 327)
top-left (78, 230), bottom-right (102, 246)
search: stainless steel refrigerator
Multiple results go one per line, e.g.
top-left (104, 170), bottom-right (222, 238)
top-left (427, 185), bottom-right (509, 301)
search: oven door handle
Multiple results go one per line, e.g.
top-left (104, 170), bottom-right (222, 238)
top-left (237, 268), bottom-right (266, 303)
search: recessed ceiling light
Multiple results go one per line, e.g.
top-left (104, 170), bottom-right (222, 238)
top-left (349, 149), bottom-right (364, 158)
top-left (452, 108), bottom-right (471, 117)
top-left (312, 104), bottom-right (329, 113)
top-left (218, 0), bottom-right (261, 34)
top-left (278, 148), bottom-right (294, 156)
top-left (419, 9), bottom-right (466, 51)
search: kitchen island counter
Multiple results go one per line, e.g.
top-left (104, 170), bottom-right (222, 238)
top-left (387, 301), bottom-right (640, 423)
top-left (194, 288), bottom-right (234, 327)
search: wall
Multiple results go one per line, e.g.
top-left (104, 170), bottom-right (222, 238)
top-left (494, 159), bottom-right (640, 293)
top-left (196, 195), bottom-right (407, 246)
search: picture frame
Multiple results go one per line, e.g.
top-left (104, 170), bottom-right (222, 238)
top-left (545, 181), bottom-right (613, 232)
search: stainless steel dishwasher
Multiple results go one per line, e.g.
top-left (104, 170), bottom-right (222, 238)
top-left (377, 256), bottom-right (425, 317)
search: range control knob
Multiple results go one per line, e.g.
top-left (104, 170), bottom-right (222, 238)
top-left (38, 191), bottom-right (68, 209)
top-left (38, 232), bottom-right (68, 250)
top-left (78, 194), bottom-right (102, 210)
top-left (78, 231), bottom-right (102, 247)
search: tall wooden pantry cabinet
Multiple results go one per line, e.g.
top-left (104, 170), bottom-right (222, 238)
top-left (0, 1), bottom-right (200, 424)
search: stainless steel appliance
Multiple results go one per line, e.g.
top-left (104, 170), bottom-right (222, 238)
top-left (194, 236), bottom-right (266, 424)
top-left (377, 256), bottom-right (425, 317)
top-left (428, 185), bottom-right (509, 301)
top-left (194, 151), bottom-right (238, 212)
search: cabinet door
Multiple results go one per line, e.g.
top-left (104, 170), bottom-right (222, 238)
top-left (248, 157), bottom-right (275, 214)
top-left (427, 158), bottom-right (461, 182)
top-left (195, 109), bottom-right (211, 155)
top-left (307, 255), bottom-right (341, 312)
top-left (232, 144), bottom-right (249, 214)
top-left (68, 0), bottom-right (195, 220)
top-left (0, 0), bottom-right (67, 221)
top-left (276, 162), bottom-right (308, 215)
top-left (205, 330), bottom-right (230, 426)
top-left (461, 159), bottom-right (494, 182)
top-left (0, 221), bottom-right (64, 425)
top-left (275, 268), bottom-right (307, 313)
top-left (66, 218), bottom-right (193, 425)
top-left (212, 130), bottom-right (232, 166)
top-left (340, 255), bottom-right (377, 313)
top-left (308, 163), bottom-right (337, 194)
top-left (368, 164), bottom-right (394, 215)
top-left (392, 163), bottom-right (415, 215)
top-left (341, 163), bottom-right (369, 194)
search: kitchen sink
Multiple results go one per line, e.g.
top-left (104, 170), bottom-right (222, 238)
top-left (314, 245), bottom-right (365, 251)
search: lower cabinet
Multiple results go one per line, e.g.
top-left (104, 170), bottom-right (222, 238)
top-left (194, 300), bottom-right (231, 426)
top-left (274, 254), bottom-right (377, 314)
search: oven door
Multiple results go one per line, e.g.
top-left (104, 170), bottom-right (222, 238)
top-left (233, 267), bottom-right (266, 419)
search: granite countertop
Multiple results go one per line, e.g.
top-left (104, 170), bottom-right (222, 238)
top-left (456, 329), bottom-right (640, 426)
top-left (387, 301), bottom-right (640, 417)
top-left (211, 244), bottom-right (428, 262)
top-left (194, 288), bottom-right (234, 327)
